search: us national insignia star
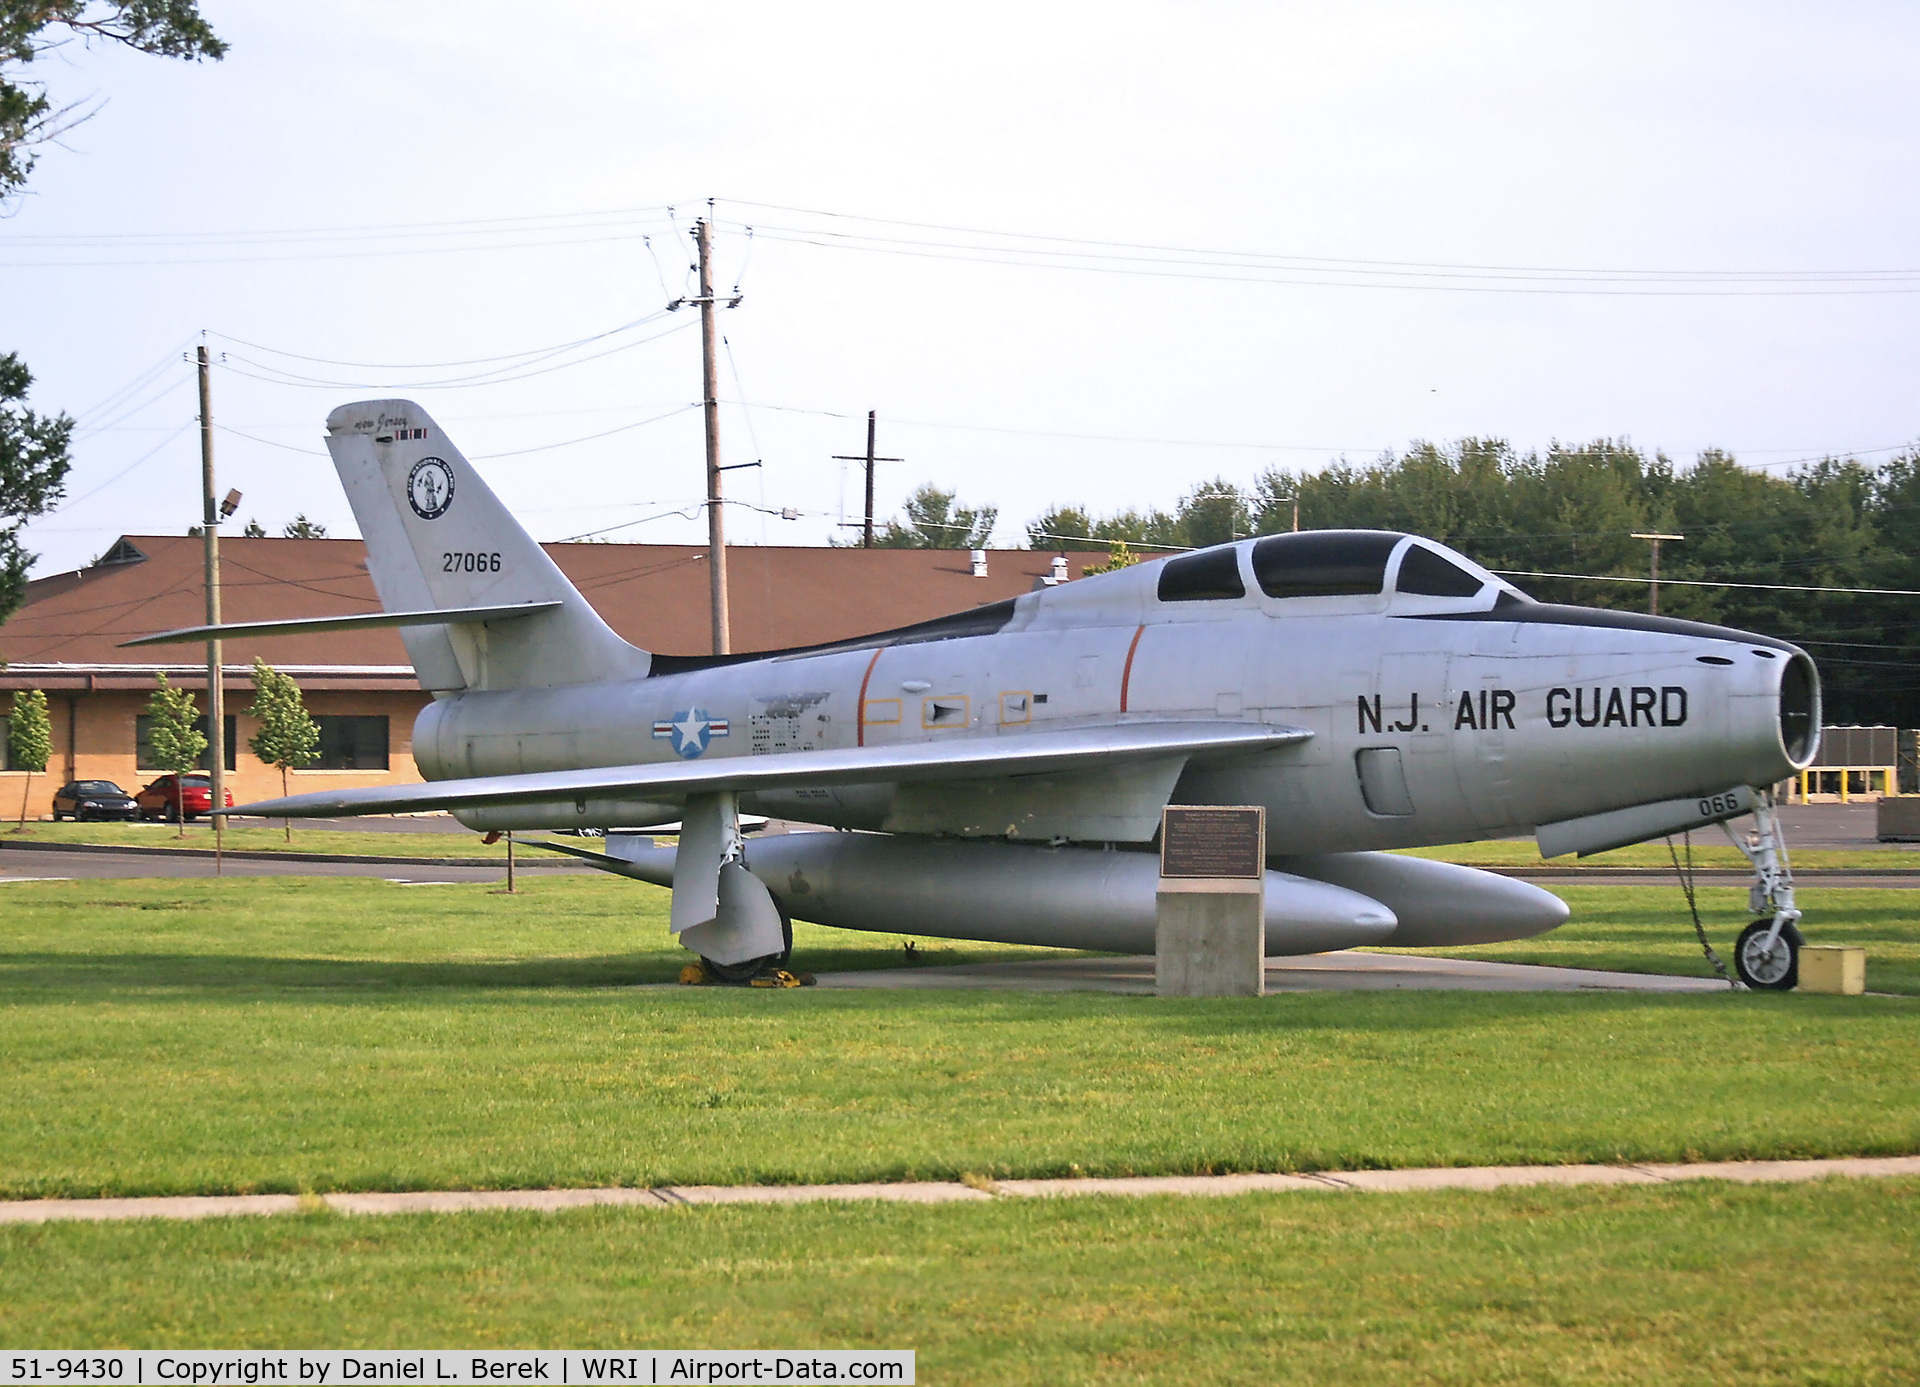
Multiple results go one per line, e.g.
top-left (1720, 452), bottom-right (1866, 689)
top-left (652, 707), bottom-right (730, 759)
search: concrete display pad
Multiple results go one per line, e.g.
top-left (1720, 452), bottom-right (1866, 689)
top-left (815, 950), bottom-right (1731, 994)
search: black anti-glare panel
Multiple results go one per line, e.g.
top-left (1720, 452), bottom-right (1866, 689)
top-left (1396, 544), bottom-right (1485, 597)
top-left (1157, 547), bottom-right (1247, 602)
top-left (1251, 530), bottom-right (1402, 599)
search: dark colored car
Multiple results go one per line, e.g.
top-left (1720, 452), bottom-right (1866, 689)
top-left (135, 774), bottom-right (235, 822)
top-left (50, 780), bottom-right (140, 821)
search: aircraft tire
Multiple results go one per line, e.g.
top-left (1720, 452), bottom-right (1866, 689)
top-left (1734, 918), bottom-right (1802, 991)
top-left (700, 901), bottom-right (795, 985)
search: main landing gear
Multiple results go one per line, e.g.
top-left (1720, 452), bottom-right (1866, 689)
top-left (1727, 795), bottom-right (1802, 991)
top-left (692, 905), bottom-right (801, 986)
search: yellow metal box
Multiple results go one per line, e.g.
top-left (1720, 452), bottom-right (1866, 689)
top-left (1799, 945), bottom-right (1865, 995)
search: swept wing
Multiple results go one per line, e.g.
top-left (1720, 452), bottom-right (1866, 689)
top-left (232, 720), bottom-right (1310, 819)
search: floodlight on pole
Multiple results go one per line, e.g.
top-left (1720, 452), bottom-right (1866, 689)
top-left (1631, 532), bottom-right (1684, 615)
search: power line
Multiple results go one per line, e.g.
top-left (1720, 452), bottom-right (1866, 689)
top-left (728, 216), bottom-right (1920, 298)
top-left (48, 421), bottom-right (196, 513)
top-left (212, 404), bottom-right (699, 461)
top-left (215, 318), bottom-right (696, 391)
top-left (470, 405), bottom-right (699, 459)
top-left (204, 311), bottom-right (671, 371)
top-left (1494, 569), bottom-right (1920, 598)
top-left (1, 204), bottom-right (681, 246)
top-left (722, 198), bottom-right (1920, 285)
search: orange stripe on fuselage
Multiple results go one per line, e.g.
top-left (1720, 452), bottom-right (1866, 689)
top-left (1119, 623), bottom-right (1146, 713)
top-left (855, 644), bottom-right (887, 746)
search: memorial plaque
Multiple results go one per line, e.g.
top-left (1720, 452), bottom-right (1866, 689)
top-left (1160, 805), bottom-right (1266, 879)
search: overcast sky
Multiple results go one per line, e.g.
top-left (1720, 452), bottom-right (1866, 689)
top-left (7, 2), bottom-right (1920, 577)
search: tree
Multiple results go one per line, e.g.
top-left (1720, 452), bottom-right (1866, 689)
top-left (246, 657), bottom-right (319, 840)
top-left (0, 2), bottom-right (225, 628)
top-left (2, 3), bottom-right (227, 205)
top-left (1026, 505), bottom-right (1102, 551)
top-left (282, 514), bottom-right (327, 538)
top-left (1175, 478), bottom-right (1251, 548)
top-left (1083, 540), bottom-right (1139, 575)
top-left (7, 686), bottom-right (48, 831)
top-left (144, 673), bottom-right (205, 836)
top-left (1024, 503), bottom-right (1181, 552)
top-left (0, 352), bottom-right (72, 626)
top-left (876, 484), bottom-right (997, 549)
top-left (241, 518), bottom-right (266, 538)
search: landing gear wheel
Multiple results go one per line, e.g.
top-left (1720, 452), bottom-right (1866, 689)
top-left (1735, 918), bottom-right (1803, 991)
top-left (698, 903), bottom-right (794, 985)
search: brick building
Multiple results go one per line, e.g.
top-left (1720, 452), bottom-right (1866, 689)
top-left (0, 536), bottom-right (1092, 818)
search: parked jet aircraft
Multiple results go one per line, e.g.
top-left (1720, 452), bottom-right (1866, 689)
top-left (130, 400), bottom-right (1822, 989)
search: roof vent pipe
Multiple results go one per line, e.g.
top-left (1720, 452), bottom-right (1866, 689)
top-left (1050, 554), bottom-right (1069, 583)
top-left (970, 549), bottom-right (988, 578)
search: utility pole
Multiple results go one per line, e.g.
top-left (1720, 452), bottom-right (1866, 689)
top-left (196, 345), bottom-right (226, 869)
top-left (832, 411), bottom-right (902, 548)
top-left (694, 218), bottom-right (730, 654)
top-left (1631, 531), bottom-right (1683, 615)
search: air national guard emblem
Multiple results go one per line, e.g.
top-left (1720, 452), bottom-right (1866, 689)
top-left (406, 457), bottom-right (456, 520)
top-left (653, 707), bottom-right (730, 759)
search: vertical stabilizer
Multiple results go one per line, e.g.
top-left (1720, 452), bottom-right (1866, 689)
top-left (325, 399), bottom-right (651, 691)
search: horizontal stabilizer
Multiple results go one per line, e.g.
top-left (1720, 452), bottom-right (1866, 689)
top-left (231, 721), bottom-right (1312, 819)
top-left (119, 601), bottom-right (563, 648)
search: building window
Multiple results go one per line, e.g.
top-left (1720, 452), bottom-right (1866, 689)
top-left (136, 714), bottom-right (236, 771)
top-left (314, 715), bottom-right (389, 770)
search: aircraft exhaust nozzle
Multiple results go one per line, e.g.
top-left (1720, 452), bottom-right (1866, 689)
top-left (741, 834), bottom-right (1398, 955)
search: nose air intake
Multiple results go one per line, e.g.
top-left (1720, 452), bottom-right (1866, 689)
top-left (1779, 653), bottom-right (1819, 767)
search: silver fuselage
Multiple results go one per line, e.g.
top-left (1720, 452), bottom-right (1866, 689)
top-left (416, 537), bottom-right (1819, 849)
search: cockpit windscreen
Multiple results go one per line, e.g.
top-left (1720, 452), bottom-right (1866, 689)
top-left (1395, 544), bottom-right (1485, 597)
top-left (1251, 531), bottom-right (1401, 599)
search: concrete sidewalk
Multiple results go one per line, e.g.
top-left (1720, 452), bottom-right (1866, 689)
top-left (3, 1156), bottom-right (1914, 1224)
top-left (814, 951), bottom-right (1731, 993)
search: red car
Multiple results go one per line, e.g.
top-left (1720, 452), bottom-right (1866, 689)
top-left (135, 774), bottom-right (235, 822)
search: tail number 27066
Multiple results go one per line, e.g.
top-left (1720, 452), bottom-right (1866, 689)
top-left (444, 551), bottom-right (502, 573)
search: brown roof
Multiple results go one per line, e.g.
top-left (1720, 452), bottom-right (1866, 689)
top-left (1, 536), bottom-right (1098, 689)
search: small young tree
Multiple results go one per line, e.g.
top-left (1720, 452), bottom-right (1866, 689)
top-left (7, 688), bottom-right (49, 832)
top-left (1084, 539), bottom-right (1139, 575)
top-left (246, 658), bottom-right (320, 840)
top-left (145, 674), bottom-right (206, 836)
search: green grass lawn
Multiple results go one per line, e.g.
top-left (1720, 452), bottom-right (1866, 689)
top-left (5, 819), bottom-right (510, 857)
top-left (15, 818), bottom-right (1920, 868)
top-left (2, 1181), bottom-right (1915, 1382)
top-left (0, 876), bottom-right (1916, 1200)
top-left (1401, 837), bottom-right (1920, 870)
top-left (1376, 884), bottom-right (1920, 996)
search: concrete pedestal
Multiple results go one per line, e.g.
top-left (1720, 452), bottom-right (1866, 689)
top-left (1156, 880), bottom-right (1265, 997)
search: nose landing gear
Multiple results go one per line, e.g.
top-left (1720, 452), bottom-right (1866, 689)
top-left (1727, 795), bottom-right (1802, 991)
top-left (1735, 917), bottom-right (1803, 990)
